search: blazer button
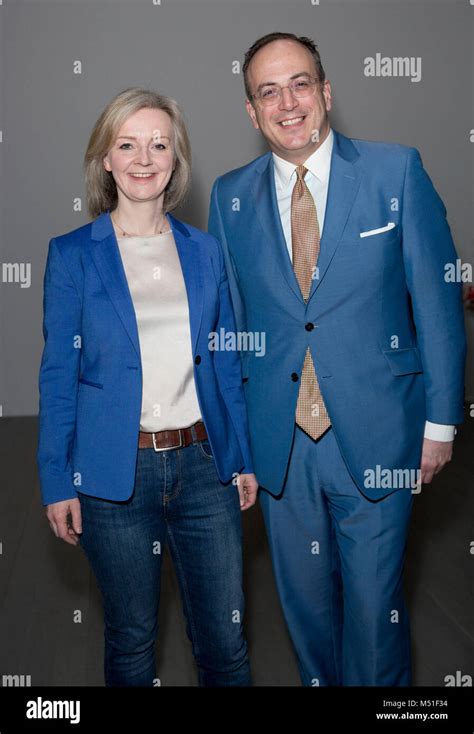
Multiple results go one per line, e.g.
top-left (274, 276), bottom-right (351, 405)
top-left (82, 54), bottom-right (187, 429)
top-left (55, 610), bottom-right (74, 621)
top-left (291, 372), bottom-right (299, 382)
top-left (305, 322), bottom-right (314, 331)
top-left (194, 355), bottom-right (201, 365)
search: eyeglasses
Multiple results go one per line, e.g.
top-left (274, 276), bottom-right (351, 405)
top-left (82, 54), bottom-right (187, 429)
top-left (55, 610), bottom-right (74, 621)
top-left (251, 77), bottom-right (319, 107)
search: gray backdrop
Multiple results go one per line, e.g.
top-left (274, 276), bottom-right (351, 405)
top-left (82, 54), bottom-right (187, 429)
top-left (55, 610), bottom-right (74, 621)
top-left (0, 0), bottom-right (472, 415)
top-left (0, 0), bottom-right (472, 693)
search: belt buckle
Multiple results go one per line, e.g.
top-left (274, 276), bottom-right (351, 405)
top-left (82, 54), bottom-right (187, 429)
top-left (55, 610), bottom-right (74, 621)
top-left (152, 429), bottom-right (183, 452)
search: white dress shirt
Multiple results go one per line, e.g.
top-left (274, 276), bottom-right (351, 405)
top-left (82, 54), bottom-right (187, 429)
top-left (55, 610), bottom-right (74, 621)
top-left (272, 127), bottom-right (454, 442)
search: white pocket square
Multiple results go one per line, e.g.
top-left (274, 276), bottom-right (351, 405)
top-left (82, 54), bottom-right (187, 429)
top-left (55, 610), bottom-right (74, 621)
top-left (359, 222), bottom-right (396, 238)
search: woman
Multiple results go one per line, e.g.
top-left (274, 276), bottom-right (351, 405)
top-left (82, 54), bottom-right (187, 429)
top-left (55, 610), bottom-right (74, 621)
top-left (37, 87), bottom-right (258, 687)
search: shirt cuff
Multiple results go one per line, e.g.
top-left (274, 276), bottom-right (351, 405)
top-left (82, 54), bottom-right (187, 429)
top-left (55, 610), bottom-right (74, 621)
top-left (424, 421), bottom-right (456, 442)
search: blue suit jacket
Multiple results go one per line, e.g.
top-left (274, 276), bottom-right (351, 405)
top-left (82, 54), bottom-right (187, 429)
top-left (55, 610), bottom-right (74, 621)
top-left (209, 129), bottom-right (466, 500)
top-left (37, 211), bottom-right (254, 506)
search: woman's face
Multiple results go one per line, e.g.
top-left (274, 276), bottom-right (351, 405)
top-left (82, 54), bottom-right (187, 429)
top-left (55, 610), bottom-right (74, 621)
top-left (103, 107), bottom-right (175, 206)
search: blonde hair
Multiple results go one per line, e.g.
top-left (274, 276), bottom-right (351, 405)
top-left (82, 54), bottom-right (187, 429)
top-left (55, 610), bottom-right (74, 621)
top-left (84, 87), bottom-right (192, 218)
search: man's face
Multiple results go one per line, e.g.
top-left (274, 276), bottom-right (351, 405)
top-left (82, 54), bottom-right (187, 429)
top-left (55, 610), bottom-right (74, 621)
top-left (245, 39), bottom-right (332, 164)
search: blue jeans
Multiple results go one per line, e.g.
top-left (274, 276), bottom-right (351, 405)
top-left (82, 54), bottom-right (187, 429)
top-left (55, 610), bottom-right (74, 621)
top-left (78, 435), bottom-right (251, 686)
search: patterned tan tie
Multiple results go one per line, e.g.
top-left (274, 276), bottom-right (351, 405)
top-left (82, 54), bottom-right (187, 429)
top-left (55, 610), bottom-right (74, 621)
top-left (291, 164), bottom-right (331, 440)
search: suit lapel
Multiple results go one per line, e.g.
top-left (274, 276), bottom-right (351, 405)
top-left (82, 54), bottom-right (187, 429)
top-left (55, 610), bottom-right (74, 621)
top-left (308, 130), bottom-right (362, 301)
top-left (252, 130), bottom-right (362, 305)
top-left (90, 211), bottom-right (203, 358)
top-left (252, 155), bottom-right (305, 305)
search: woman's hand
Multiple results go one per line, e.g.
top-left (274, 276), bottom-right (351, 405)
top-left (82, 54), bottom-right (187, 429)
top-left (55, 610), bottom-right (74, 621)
top-left (236, 473), bottom-right (259, 511)
top-left (46, 498), bottom-right (82, 546)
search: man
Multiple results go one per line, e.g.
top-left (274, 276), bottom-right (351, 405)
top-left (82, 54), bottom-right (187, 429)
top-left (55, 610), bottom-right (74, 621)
top-left (208, 32), bottom-right (466, 686)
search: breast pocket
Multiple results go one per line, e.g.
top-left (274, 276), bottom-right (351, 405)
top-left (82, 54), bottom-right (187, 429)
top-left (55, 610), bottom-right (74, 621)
top-left (359, 223), bottom-right (400, 243)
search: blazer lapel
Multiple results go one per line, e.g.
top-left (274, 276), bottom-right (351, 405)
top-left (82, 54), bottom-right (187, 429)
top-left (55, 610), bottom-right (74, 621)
top-left (251, 155), bottom-right (305, 305)
top-left (90, 211), bottom-right (141, 359)
top-left (90, 211), bottom-right (203, 358)
top-left (168, 214), bottom-right (203, 353)
top-left (252, 130), bottom-right (362, 305)
top-left (307, 130), bottom-right (362, 301)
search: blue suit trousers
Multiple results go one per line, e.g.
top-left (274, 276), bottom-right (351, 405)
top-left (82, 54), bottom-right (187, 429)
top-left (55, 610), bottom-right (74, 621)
top-left (259, 425), bottom-right (413, 686)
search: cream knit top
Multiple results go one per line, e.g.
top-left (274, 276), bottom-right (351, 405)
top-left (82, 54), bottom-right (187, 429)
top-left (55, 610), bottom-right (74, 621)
top-left (117, 230), bottom-right (202, 432)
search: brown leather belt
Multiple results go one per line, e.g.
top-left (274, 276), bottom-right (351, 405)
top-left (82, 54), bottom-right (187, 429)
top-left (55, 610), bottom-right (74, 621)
top-left (138, 420), bottom-right (208, 452)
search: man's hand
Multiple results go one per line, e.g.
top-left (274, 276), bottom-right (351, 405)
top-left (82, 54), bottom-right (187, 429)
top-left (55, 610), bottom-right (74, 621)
top-left (236, 473), bottom-right (259, 510)
top-left (420, 438), bottom-right (453, 484)
top-left (46, 498), bottom-right (82, 546)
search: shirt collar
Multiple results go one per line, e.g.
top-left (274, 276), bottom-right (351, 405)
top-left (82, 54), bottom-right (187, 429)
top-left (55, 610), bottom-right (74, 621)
top-left (273, 127), bottom-right (334, 191)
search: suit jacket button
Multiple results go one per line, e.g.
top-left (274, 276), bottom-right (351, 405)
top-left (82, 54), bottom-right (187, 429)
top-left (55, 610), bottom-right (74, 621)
top-left (194, 355), bottom-right (201, 365)
top-left (291, 372), bottom-right (299, 382)
top-left (305, 322), bottom-right (314, 331)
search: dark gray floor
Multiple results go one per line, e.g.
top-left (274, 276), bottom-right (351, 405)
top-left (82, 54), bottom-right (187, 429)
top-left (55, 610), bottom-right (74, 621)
top-left (0, 416), bottom-right (472, 686)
